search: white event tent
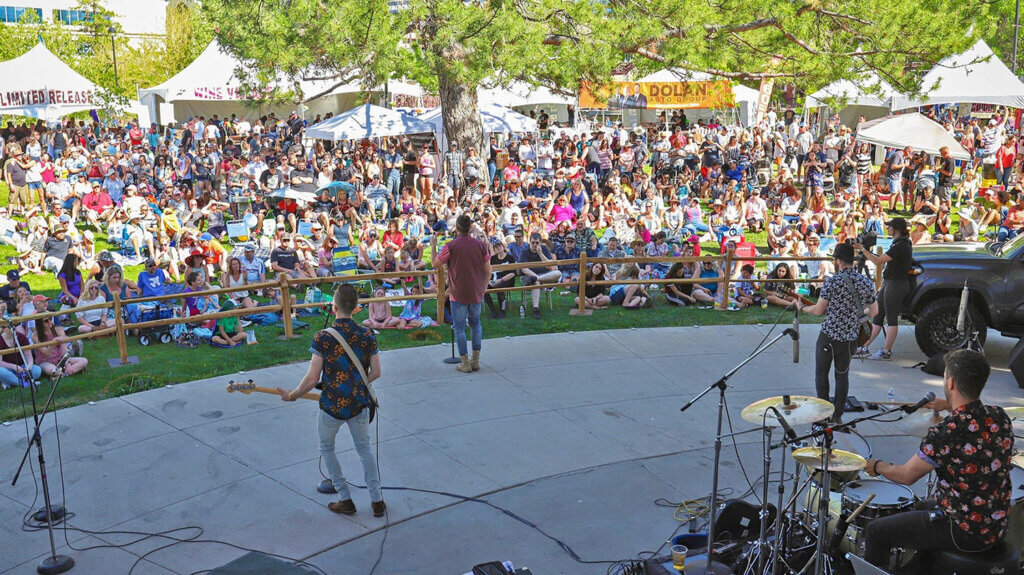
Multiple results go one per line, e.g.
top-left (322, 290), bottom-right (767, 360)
top-left (891, 40), bottom-right (1024, 110)
top-left (478, 81), bottom-right (575, 122)
top-left (856, 113), bottom-right (970, 159)
top-left (418, 102), bottom-right (537, 149)
top-left (0, 44), bottom-right (102, 119)
top-left (806, 73), bottom-right (902, 126)
top-left (305, 103), bottom-right (435, 141)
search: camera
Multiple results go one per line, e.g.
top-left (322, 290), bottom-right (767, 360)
top-left (848, 231), bottom-right (877, 251)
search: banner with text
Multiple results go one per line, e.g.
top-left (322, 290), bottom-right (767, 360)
top-left (579, 80), bottom-right (734, 110)
top-left (0, 89), bottom-right (94, 110)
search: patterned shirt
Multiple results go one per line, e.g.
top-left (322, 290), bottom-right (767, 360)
top-left (311, 318), bottom-right (378, 421)
top-left (818, 268), bottom-right (876, 341)
top-left (919, 400), bottom-right (1014, 545)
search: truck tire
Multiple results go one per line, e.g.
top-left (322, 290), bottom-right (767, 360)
top-left (914, 296), bottom-right (987, 357)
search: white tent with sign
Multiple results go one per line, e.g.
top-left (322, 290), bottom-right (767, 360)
top-left (0, 43), bottom-right (102, 119)
top-left (856, 113), bottom-right (970, 159)
top-left (305, 103), bottom-right (435, 141)
top-left (139, 41), bottom-right (389, 126)
top-left (478, 80), bottom-right (575, 122)
top-left (418, 102), bottom-right (537, 149)
top-left (631, 69), bottom-right (758, 126)
top-left (891, 40), bottom-right (1024, 110)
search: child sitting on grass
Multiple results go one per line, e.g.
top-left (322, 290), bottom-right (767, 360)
top-left (363, 287), bottom-right (401, 329)
top-left (397, 283), bottom-right (433, 328)
top-left (212, 300), bottom-right (247, 347)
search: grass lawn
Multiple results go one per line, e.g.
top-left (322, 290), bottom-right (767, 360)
top-left (0, 179), bottom-right (814, 422)
top-left (0, 291), bottom-right (819, 423)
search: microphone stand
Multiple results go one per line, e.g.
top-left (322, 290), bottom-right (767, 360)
top-left (680, 325), bottom-right (799, 575)
top-left (9, 326), bottom-right (74, 574)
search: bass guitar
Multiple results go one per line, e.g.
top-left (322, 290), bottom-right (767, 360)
top-left (225, 379), bottom-right (320, 401)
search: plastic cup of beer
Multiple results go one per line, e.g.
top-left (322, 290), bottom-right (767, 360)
top-left (671, 544), bottom-right (688, 571)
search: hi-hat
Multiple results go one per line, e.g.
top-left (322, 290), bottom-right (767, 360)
top-left (1004, 407), bottom-right (1024, 419)
top-left (792, 447), bottom-right (866, 472)
top-left (741, 395), bottom-right (834, 427)
top-left (899, 410), bottom-right (945, 438)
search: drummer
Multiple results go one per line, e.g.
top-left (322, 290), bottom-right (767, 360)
top-left (862, 350), bottom-right (1013, 570)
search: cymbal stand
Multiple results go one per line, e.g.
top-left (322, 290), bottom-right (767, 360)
top-left (771, 440), bottom-right (803, 575)
top-left (812, 427), bottom-right (834, 575)
top-left (680, 328), bottom-right (798, 575)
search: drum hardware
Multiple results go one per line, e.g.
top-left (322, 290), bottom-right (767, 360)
top-left (679, 327), bottom-right (801, 575)
top-left (828, 494), bottom-right (875, 560)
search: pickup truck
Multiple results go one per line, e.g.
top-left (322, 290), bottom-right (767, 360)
top-left (901, 234), bottom-right (1024, 357)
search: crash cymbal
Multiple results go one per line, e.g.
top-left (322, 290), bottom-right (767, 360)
top-left (741, 396), bottom-right (835, 427)
top-left (792, 447), bottom-right (867, 473)
top-left (1004, 407), bottom-right (1024, 420)
top-left (899, 410), bottom-right (946, 438)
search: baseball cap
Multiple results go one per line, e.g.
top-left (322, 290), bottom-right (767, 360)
top-left (833, 242), bottom-right (856, 263)
top-left (6, 270), bottom-right (19, 281)
top-left (59, 214), bottom-right (71, 223)
top-left (199, 233), bottom-right (213, 241)
top-left (244, 243), bottom-right (255, 252)
top-left (98, 251), bottom-right (114, 262)
top-left (32, 294), bottom-right (48, 303)
top-left (884, 217), bottom-right (909, 234)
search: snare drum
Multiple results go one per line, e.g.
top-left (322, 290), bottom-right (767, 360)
top-left (837, 479), bottom-right (916, 555)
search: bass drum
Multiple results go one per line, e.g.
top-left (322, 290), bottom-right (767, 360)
top-left (808, 430), bottom-right (872, 492)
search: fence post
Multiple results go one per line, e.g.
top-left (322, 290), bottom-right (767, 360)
top-left (719, 249), bottom-right (734, 310)
top-left (111, 292), bottom-right (129, 365)
top-left (571, 252), bottom-right (591, 315)
top-left (277, 273), bottom-right (296, 340)
top-left (873, 246), bottom-right (883, 289)
top-left (436, 265), bottom-right (447, 322)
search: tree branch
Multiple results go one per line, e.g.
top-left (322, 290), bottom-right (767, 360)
top-left (302, 72), bottom-right (363, 102)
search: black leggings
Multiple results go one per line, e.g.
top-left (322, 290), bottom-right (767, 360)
top-left (873, 278), bottom-right (909, 327)
top-left (814, 332), bottom-right (855, 419)
top-left (864, 500), bottom-right (989, 569)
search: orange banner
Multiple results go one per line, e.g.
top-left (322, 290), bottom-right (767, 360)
top-left (579, 80), bottom-right (735, 110)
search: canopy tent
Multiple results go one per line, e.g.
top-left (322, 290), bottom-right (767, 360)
top-left (891, 40), bottom-right (1024, 110)
top-left (806, 74), bottom-right (901, 109)
top-left (0, 44), bottom-right (102, 119)
top-left (139, 41), bottom-right (400, 125)
top-left (304, 103), bottom-right (435, 141)
top-left (856, 113), bottom-right (970, 159)
top-left (418, 102), bottom-right (537, 148)
top-left (478, 80), bottom-right (575, 122)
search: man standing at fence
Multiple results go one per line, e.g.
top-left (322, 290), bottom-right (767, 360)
top-left (277, 284), bottom-right (385, 517)
top-left (433, 214), bottom-right (490, 373)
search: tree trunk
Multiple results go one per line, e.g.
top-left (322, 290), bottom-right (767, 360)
top-left (435, 69), bottom-right (485, 158)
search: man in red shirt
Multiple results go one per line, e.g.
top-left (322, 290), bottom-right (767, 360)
top-left (433, 215), bottom-right (490, 373)
top-left (995, 140), bottom-right (1016, 189)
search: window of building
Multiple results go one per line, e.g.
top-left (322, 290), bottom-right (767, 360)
top-left (54, 9), bottom-right (92, 25)
top-left (0, 6), bottom-right (43, 23)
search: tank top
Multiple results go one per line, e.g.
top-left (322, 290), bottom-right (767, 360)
top-left (226, 273), bottom-right (248, 300)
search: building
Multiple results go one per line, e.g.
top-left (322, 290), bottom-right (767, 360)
top-left (0, 0), bottom-right (168, 38)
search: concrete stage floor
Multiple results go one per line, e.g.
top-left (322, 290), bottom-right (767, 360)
top-left (2, 324), bottom-right (1022, 574)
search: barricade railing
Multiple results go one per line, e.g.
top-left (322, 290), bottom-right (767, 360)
top-left (1, 246), bottom-right (880, 365)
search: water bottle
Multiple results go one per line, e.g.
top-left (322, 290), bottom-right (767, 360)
top-left (519, 305), bottom-right (525, 319)
top-left (887, 387), bottom-right (896, 405)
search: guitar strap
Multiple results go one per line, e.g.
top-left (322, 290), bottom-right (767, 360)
top-left (840, 271), bottom-right (869, 324)
top-left (325, 327), bottom-right (379, 422)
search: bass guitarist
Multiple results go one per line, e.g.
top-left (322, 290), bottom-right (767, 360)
top-left (797, 242), bottom-right (877, 424)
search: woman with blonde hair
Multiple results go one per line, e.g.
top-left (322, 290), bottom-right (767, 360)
top-left (75, 279), bottom-right (113, 335)
top-left (608, 263), bottom-right (652, 309)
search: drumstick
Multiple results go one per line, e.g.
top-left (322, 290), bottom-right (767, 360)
top-left (846, 493), bottom-right (876, 524)
top-left (826, 493), bottom-right (876, 557)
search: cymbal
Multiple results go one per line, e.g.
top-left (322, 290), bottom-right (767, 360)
top-left (741, 396), bottom-right (834, 427)
top-left (792, 447), bottom-right (867, 473)
top-left (1005, 407), bottom-right (1024, 419)
top-left (899, 410), bottom-right (946, 438)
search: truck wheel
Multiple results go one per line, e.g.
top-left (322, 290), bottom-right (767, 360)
top-left (914, 296), bottom-right (987, 357)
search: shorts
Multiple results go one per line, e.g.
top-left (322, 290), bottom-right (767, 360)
top-left (936, 185), bottom-right (952, 202)
top-left (610, 288), bottom-right (626, 305)
top-left (63, 197), bottom-right (77, 210)
top-left (27, 182), bottom-right (43, 191)
top-left (10, 184), bottom-right (30, 205)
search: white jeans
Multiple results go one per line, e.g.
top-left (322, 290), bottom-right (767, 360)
top-left (317, 408), bottom-right (382, 503)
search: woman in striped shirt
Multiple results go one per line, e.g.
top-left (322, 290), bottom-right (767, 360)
top-left (855, 143), bottom-right (873, 195)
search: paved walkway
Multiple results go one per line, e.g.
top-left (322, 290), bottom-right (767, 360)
top-left (1, 325), bottom-right (1022, 574)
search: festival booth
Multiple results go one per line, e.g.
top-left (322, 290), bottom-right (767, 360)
top-left (855, 113), bottom-right (970, 159)
top-left (806, 74), bottom-right (901, 128)
top-left (578, 69), bottom-right (756, 127)
top-left (890, 40), bottom-right (1024, 111)
top-left (139, 41), bottom-right (381, 126)
top-left (304, 103), bottom-right (435, 141)
top-left (0, 43), bottom-right (103, 120)
top-left (418, 102), bottom-right (537, 150)
top-left (478, 80), bottom-right (575, 123)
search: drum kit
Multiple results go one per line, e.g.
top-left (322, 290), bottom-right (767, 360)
top-left (728, 394), bottom-right (941, 575)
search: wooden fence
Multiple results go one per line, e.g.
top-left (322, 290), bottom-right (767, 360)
top-left (0, 248), bottom-right (881, 366)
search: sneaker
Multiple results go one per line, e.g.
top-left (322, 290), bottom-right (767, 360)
top-left (853, 346), bottom-right (870, 358)
top-left (328, 499), bottom-right (357, 515)
top-left (868, 349), bottom-right (892, 361)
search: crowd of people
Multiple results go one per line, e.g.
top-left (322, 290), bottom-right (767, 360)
top-left (0, 102), bottom-right (1018, 387)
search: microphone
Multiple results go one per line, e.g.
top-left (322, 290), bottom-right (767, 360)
top-left (769, 406), bottom-right (799, 443)
top-left (55, 352), bottom-right (71, 374)
top-left (901, 392), bottom-right (937, 414)
top-left (956, 279), bottom-right (969, 334)
top-left (792, 305), bottom-right (800, 364)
